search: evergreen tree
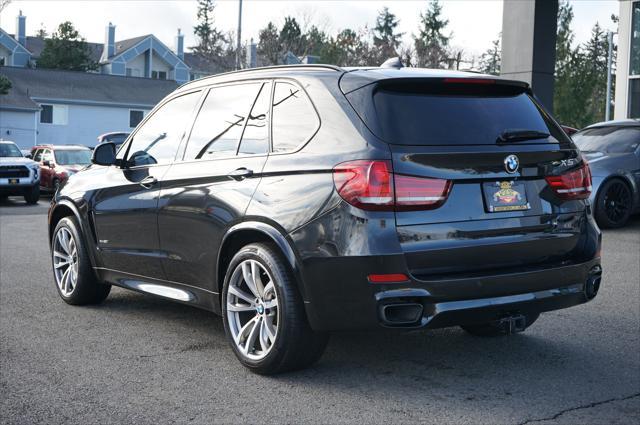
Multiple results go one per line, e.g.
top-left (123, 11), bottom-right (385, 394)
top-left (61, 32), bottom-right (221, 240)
top-left (414, 0), bottom-right (450, 68)
top-left (257, 22), bottom-right (281, 65)
top-left (35, 23), bottom-right (48, 39)
top-left (0, 75), bottom-right (11, 95)
top-left (279, 17), bottom-right (305, 56)
top-left (193, 0), bottom-right (227, 58)
top-left (479, 36), bottom-right (501, 75)
top-left (37, 22), bottom-right (97, 71)
top-left (372, 7), bottom-right (403, 63)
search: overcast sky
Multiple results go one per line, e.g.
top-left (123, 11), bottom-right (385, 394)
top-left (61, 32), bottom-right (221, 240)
top-left (0, 0), bottom-right (620, 58)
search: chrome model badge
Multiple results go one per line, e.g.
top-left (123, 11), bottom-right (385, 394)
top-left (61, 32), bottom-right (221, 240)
top-left (504, 154), bottom-right (519, 174)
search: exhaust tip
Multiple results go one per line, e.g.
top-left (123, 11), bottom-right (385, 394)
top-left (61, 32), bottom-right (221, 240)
top-left (380, 303), bottom-right (423, 326)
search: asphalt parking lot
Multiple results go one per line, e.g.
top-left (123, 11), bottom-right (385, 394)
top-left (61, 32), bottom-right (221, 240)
top-left (1, 196), bottom-right (638, 425)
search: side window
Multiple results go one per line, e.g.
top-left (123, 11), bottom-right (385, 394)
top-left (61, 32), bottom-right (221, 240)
top-left (238, 82), bottom-right (271, 155)
top-left (42, 149), bottom-right (53, 163)
top-left (32, 149), bottom-right (43, 162)
top-left (125, 91), bottom-right (201, 167)
top-left (272, 81), bottom-right (318, 153)
top-left (184, 83), bottom-right (261, 160)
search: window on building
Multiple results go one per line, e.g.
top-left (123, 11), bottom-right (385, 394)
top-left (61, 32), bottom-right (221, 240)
top-left (126, 68), bottom-right (141, 77)
top-left (630, 1), bottom-right (640, 76)
top-left (184, 83), bottom-right (261, 160)
top-left (630, 79), bottom-right (640, 118)
top-left (129, 110), bottom-right (144, 128)
top-left (40, 104), bottom-right (68, 125)
top-left (124, 92), bottom-right (200, 167)
top-left (271, 82), bottom-right (319, 153)
top-left (0, 57), bottom-right (5, 66)
top-left (151, 70), bottom-right (167, 80)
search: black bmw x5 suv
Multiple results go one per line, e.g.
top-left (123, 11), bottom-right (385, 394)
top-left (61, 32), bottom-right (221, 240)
top-left (48, 65), bottom-right (602, 374)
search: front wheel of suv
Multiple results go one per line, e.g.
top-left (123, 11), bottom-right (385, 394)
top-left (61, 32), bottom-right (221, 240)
top-left (460, 313), bottom-right (540, 337)
top-left (222, 243), bottom-right (329, 374)
top-left (24, 184), bottom-right (39, 204)
top-left (52, 217), bottom-right (111, 305)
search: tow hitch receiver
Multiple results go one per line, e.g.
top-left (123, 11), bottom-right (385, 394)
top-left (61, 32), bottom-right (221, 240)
top-left (497, 314), bottom-right (527, 334)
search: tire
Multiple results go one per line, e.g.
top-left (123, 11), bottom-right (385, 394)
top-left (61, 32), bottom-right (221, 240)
top-left (461, 313), bottom-right (540, 337)
top-left (24, 184), bottom-right (39, 204)
top-left (222, 242), bottom-right (329, 374)
top-left (51, 216), bottom-right (111, 305)
top-left (595, 179), bottom-right (633, 229)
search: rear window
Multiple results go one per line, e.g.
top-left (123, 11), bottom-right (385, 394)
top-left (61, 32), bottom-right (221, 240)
top-left (348, 81), bottom-right (567, 146)
top-left (572, 127), bottom-right (640, 153)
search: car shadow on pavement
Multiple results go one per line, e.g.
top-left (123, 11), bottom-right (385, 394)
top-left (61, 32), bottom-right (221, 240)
top-left (91, 288), bottom-right (628, 392)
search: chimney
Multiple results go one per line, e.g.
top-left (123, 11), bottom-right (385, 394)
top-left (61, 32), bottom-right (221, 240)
top-left (15, 10), bottom-right (26, 47)
top-left (175, 28), bottom-right (184, 60)
top-left (105, 22), bottom-right (116, 58)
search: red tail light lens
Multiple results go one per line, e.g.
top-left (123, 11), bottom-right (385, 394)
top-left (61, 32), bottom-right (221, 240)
top-left (545, 162), bottom-right (592, 200)
top-left (333, 160), bottom-right (451, 211)
top-left (395, 175), bottom-right (452, 210)
top-left (333, 160), bottom-right (394, 211)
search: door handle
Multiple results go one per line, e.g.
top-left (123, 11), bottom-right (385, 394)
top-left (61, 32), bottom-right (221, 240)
top-left (228, 168), bottom-right (253, 181)
top-left (139, 175), bottom-right (157, 188)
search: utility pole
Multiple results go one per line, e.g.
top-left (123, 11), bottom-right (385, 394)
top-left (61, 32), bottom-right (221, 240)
top-left (236, 0), bottom-right (243, 70)
top-left (605, 31), bottom-right (615, 121)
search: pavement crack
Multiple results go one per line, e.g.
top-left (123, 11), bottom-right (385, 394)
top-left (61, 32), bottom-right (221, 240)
top-left (137, 341), bottom-right (214, 358)
top-left (515, 393), bottom-right (640, 425)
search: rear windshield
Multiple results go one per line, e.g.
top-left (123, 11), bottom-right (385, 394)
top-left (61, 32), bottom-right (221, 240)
top-left (573, 126), bottom-right (640, 153)
top-left (348, 81), bottom-right (567, 146)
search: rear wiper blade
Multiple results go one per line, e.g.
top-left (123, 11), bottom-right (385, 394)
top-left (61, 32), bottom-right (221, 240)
top-left (497, 129), bottom-right (550, 143)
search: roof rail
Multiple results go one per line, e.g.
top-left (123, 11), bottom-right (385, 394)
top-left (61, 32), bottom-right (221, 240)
top-left (181, 64), bottom-right (345, 88)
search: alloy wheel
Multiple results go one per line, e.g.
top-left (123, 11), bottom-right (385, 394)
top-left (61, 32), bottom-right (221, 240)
top-left (604, 182), bottom-right (631, 224)
top-left (226, 259), bottom-right (279, 361)
top-left (53, 227), bottom-right (79, 297)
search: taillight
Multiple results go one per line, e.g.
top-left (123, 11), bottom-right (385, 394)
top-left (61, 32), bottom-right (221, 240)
top-left (395, 175), bottom-right (452, 210)
top-left (545, 161), bottom-right (592, 200)
top-left (333, 160), bottom-right (451, 211)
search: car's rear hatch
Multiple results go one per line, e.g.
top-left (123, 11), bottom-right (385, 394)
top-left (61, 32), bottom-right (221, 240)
top-left (344, 76), bottom-right (593, 280)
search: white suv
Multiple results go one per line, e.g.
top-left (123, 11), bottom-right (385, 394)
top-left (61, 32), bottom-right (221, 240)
top-left (0, 141), bottom-right (40, 204)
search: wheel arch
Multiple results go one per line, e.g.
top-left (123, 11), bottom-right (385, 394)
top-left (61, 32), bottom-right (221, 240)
top-left (48, 199), bottom-right (100, 269)
top-left (216, 221), bottom-right (306, 301)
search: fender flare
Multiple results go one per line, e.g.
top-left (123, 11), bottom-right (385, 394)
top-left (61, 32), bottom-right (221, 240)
top-left (49, 198), bottom-right (100, 268)
top-left (217, 220), bottom-right (308, 299)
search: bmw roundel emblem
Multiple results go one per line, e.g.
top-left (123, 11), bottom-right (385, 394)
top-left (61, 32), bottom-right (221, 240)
top-left (504, 155), bottom-right (520, 174)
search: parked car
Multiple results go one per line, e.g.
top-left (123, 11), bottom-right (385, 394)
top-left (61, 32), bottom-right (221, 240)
top-left (48, 65), bottom-right (602, 374)
top-left (31, 145), bottom-right (92, 192)
top-left (97, 132), bottom-right (129, 151)
top-left (572, 119), bottom-right (640, 228)
top-left (0, 140), bottom-right (40, 203)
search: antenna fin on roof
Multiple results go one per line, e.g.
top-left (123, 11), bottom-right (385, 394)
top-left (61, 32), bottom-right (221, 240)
top-left (380, 57), bottom-right (403, 69)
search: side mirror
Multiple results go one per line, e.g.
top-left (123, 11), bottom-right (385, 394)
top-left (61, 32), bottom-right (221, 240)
top-left (92, 142), bottom-right (116, 166)
top-left (43, 160), bottom-right (52, 168)
top-left (25, 154), bottom-right (32, 159)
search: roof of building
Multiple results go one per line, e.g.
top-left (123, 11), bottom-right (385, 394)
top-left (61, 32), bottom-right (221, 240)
top-left (113, 35), bottom-right (150, 58)
top-left (0, 66), bottom-right (178, 110)
top-left (183, 52), bottom-right (227, 74)
top-left (21, 36), bottom-right (104, 63)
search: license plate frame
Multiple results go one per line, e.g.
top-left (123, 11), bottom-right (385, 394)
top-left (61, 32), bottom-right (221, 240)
top-left (483, 180), bottom-right (530, 213)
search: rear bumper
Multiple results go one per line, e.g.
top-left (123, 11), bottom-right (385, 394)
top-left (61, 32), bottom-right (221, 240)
top-left (301, 257), bottom-right (602, 331)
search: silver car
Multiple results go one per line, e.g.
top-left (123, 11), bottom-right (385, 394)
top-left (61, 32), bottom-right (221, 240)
top-left (572, 119), bottom-right (640, 228)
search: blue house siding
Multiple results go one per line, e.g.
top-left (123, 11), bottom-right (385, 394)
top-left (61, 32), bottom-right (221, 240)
top-left (0, 29), bottom-right (31, 67)
top-left (35, 103), bottom-right (150, 147)
top-left (0, 109), bottom-right (37, 148)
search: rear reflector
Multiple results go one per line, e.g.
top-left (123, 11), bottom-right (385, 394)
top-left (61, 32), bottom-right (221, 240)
top-left (367, 273), bottom-right (410, 283)
top-left (333, 160), bottom-right (451, 211)
top-left (545, 161), bottom-right (592, 200)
